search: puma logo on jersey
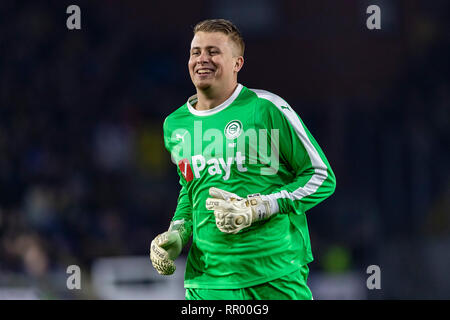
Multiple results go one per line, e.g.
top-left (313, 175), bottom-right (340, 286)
top-left (175, 132), bottom-right (188, 142)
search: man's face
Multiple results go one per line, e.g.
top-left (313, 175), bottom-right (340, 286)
top-left (188, 31), bottom-right (242, 91)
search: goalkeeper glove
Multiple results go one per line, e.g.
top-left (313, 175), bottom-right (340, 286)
top-left (205, 187), bottom-right (278, 234)
top-left (150, 219), bottom-right (190, 275)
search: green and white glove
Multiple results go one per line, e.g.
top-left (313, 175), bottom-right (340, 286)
top-left (150, 220), bottom-right (190, 275)
top-left (205, 187), bottom-right (279, 234)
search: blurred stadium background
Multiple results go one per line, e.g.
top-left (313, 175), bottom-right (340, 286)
top-left (0, 0), bottom-right (449, 299)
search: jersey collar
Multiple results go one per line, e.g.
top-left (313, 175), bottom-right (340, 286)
top-left (187, 83), bottom-right (243, 116)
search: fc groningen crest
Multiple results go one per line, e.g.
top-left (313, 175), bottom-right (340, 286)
top-left (224, 120), bottom-right (243, 140)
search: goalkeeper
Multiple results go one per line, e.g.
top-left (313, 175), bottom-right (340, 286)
top-left (150, 19), bottom-right (336, 300)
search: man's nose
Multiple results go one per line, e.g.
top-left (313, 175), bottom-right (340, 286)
top-left (197, 51), bottom-right (209, 64)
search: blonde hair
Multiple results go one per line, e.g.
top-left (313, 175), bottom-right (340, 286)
top-left (193, 19), bottom-right (245, 56)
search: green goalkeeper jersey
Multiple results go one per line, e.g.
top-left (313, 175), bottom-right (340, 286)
top-left (163, 84), bottom-right (336, 289)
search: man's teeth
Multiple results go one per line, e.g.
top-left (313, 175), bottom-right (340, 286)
top-left (198, 70), bottom-right (212, 74)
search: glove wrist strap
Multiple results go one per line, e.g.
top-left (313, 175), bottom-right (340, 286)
top-left (261, 194), bottom-right (279, 215)
top-left (247, 194), bottom-right (277, 221)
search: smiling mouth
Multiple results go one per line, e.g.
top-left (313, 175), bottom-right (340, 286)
top-left (196, 68), bottom-right (214, 75)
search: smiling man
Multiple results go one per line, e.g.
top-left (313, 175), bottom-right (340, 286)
top-left (188, 23), bottom-right (244, 111)
top-left (150, 19), bottom-right (336, 300)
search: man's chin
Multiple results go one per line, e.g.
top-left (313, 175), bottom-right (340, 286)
top-left (194, 80), bottom-right (213, 91)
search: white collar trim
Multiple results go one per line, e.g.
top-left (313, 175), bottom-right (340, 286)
top-left (187, 84), bottom-right (243, 116)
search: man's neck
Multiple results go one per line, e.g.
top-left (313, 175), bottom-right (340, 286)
top-left (195, 83), bottom-right (238, 111)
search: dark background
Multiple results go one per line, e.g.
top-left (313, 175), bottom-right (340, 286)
top-left (0, 0), bottom-right (449, 299)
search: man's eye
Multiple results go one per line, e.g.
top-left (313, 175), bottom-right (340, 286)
top-left (210, 51), bottom-right (219, 55)
top-left (191, 51), bottom-right (200, 55)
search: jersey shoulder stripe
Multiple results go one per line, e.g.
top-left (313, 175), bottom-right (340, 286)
top-left (248, 88), bottom-right (328, 202)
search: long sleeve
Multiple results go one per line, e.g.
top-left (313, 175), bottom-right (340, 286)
top-left (163, 117), bottom-right (193, 244)
top-left (170, 176), bottom-right (193, 246)
top-left (172, 176), bottom-right (193, 222)
top-left (254, 92), bottom-right (336, 215)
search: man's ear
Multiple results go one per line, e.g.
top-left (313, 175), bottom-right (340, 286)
top-left (234, 56), bottom-right (244, 72)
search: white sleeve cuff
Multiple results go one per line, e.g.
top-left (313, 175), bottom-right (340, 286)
top-left (261, 194), bottom-right (279, 215)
